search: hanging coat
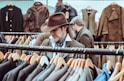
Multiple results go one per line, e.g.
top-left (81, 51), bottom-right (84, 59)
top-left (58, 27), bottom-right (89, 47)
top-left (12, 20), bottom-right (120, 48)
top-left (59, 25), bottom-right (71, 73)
top-left (23, 2), bottom-right (49, 32)
top-left (0, 5), bottom-right (23, 32)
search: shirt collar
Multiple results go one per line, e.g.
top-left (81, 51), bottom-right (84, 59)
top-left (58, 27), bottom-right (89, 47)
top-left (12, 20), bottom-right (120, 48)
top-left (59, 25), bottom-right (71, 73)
top-left (49, 34), bottom-right (72, 48)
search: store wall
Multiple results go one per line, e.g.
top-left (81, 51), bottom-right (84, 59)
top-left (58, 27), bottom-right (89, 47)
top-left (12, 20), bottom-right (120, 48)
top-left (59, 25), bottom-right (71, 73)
top-left (0, 0), bottom-right (124, 21)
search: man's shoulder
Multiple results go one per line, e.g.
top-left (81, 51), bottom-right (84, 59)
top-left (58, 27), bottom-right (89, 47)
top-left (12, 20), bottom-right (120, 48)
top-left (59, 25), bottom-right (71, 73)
top-left (79, 27), bottom-right (93, 37)
top-left (67, 39), bottom-right (85, 48)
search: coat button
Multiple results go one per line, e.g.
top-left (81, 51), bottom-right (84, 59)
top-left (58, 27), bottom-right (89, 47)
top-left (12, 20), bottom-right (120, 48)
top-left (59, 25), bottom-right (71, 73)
top-left (10, 24), bottom-right (12, 27)
top-left (10, 29), bottom-right (12, 31)
top-left (10, 20), bottom-right (12, 22)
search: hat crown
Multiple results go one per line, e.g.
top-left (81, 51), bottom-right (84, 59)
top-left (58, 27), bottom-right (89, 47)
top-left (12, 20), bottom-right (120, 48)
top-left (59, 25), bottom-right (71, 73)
top-left (48, 12), bottom-right (68, 27)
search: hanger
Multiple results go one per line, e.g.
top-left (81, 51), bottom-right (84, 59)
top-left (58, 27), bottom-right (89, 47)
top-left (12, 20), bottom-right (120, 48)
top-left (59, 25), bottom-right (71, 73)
top-left (109, 62), bottom-right (122, 81)
top-left (30, 53), bottom-right (39, 64)
top-left (40, 56), bottom-right (49, 66)
top-left (106, 60), bottom-right (112, 72)
top-left (50, 58), bottom-right (54, 64)
top-left (64, 2), bottom-right (70, 7)
top-left (70, 59), bottom-right (76, 69)
top-left (73, 59), bottom-right (79, 70)
top-left (111, 2), bottom-right (117, 6)
top-left (7, 2), bottom-right (14, 6)
top-left (36, 56), bottom-right (41, 64)
top-left (4, 52), bottom-right (11, 59)
top-left (8, 53), bottom-right (20, 61)
top-left (81, 59), bottom-right (85, 69)
top-left (119, 59), bottom-right (124, 81)
top-left (85, 58), bottom-right (94, 69)
top-left (109, 68), bottom-right (124, 81)
top-left (20, 53), bottom-right (27, 61)
top-left (24, 55), bottom-right (32, 64)
top-left (57, 57), bottom-right (66, 68)
top-left (86, 6), bottom-right (92, 10)
top-left (0, 51), bottom-right (4, 60)
top-left (77, 59), bottom-right (82, 67)
top-left (53, 57), bottom-right (59, 65)
top-left (8, 53), bottom-right (12, 59)
top-left (67, 58), bottom-right (73, 67)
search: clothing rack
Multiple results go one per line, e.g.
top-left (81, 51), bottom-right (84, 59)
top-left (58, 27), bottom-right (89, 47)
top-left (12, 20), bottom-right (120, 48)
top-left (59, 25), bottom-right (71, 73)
top-left (0, 43), bottom-right (123, 55)
top-left (94, 42), bottom-right (124, 45)
top-left (0, 32), bottom-right (40, 35)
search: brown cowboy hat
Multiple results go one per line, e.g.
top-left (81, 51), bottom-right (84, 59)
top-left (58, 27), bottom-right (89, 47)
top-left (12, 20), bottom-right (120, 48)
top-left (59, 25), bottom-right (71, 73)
top-left (41, 12), bottom-right (70, 32)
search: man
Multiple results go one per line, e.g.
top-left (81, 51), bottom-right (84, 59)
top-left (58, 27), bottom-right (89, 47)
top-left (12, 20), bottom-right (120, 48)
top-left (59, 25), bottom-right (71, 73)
top-left (40, 12), bottom-right (85, 61)
top-left (70, 16), bottom-right (100, 66)
top-left (70, 16), bottom-right (94, 48)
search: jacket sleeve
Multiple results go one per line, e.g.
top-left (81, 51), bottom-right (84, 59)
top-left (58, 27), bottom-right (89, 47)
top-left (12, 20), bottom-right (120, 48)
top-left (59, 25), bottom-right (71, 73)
top-left (121, 7), bottom-right (124, 38)
top-left (23, 8), bottom-right (33, 32)
top-left (34, 32), bottom-right (50, 46)
top-left (97, 8), bottom-right (108, 37)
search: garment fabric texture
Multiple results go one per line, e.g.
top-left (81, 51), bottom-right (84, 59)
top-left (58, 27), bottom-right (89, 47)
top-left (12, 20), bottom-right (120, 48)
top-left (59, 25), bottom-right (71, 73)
top-left (0, 58), bottom-right (16, 81)
top-left (82, 9), bottom-right (97, 36)
top-left (23, 2), bottom-right (49, 32)
top-left (55, 4), bottom-right (77, 22)
top-left (0, 5), bottom-right (23, 32)
top-left (94, 63), bottom-right (114, 81)
top-left (45, 65), bottom-right (68, 81)
top-left (97, 4), bottom-right (124, 42)
top-left (25, 63), bottom-right (47, 81)
top-left (16, 61), bottom-right (38, 81)
top-left (41, 34), bottom-right (85, 62)
top-left (2, 61), bottom-right (28, 81)
top-left (78, 66), bottom-right (102, 81)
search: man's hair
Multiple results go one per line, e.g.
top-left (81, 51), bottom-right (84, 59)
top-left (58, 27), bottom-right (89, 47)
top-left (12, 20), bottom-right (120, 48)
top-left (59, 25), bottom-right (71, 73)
top-left (70, 16), bottom-right (85, 26)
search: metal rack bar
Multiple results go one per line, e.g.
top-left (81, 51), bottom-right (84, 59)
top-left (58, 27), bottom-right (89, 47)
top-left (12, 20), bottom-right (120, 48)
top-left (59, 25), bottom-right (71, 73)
top-left (0, 43), bottom-right (123, 55)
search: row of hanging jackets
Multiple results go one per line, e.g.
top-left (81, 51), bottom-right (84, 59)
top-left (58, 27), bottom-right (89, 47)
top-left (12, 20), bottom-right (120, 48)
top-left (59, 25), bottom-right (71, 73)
top-left (0, 52), bottom-right (124, 81)
top-left (1, 32), bottom-right (124, 69)
top-left (0, 2), bottom-right (49, 32)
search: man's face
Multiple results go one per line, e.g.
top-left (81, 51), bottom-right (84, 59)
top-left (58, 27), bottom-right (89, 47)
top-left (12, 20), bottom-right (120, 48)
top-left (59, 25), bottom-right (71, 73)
top-left (72, 24), bottom-right (77, 32)
top-left (50, 26), bottom-right (66, 43)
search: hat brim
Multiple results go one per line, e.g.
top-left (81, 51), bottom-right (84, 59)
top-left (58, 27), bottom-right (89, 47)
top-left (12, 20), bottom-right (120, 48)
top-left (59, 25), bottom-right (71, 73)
top-left (41, 23), bottom-right (70, 32)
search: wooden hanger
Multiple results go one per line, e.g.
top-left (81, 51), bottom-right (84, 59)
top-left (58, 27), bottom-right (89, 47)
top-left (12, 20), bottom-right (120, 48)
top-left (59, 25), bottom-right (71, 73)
top-left (8, 53), bottom-right (20, 61)
top-left (106, 60), bottom-right (112, 72)
top-left (67, 58), bottom-right (74, 67)
top-left (73, 59), bottom-right (79, 70)
top-left (8, 53), bottom-right (12, 59)
top-left (7, 2), bottom-right (14, 6)
top-left (81, 59), bottom-right (85, 69)
top-left (77, 59), bottom-right (82, 67)
top-left (57, 57), bottom-right (66, 68)
top-left (30, 53), bottom-right (39, 64)
top-left (119, 58), bottom-right (124, 81)
top-left (109, 69), bottom-right (124, 81)
top-left (53, 57), bottom-right (59, 65)
top-left (24, 55), bottom-right (32, 64)
top-left (4, 52), bottom-right (11, 59)
top-left (109, 62), bottom-right (122, 81)
top-left (50, 58), bottom-right (54, 64)
top-left (85, 58), bottom-right (94, 69)
top-left (36, 56), bottom-right (41, 64)
top-left (0, 51), bottom-right (4, 60)
top-left (70, 59), bottom-right (76, 69)
top-left (20, 53), bottom-right (27, 61)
